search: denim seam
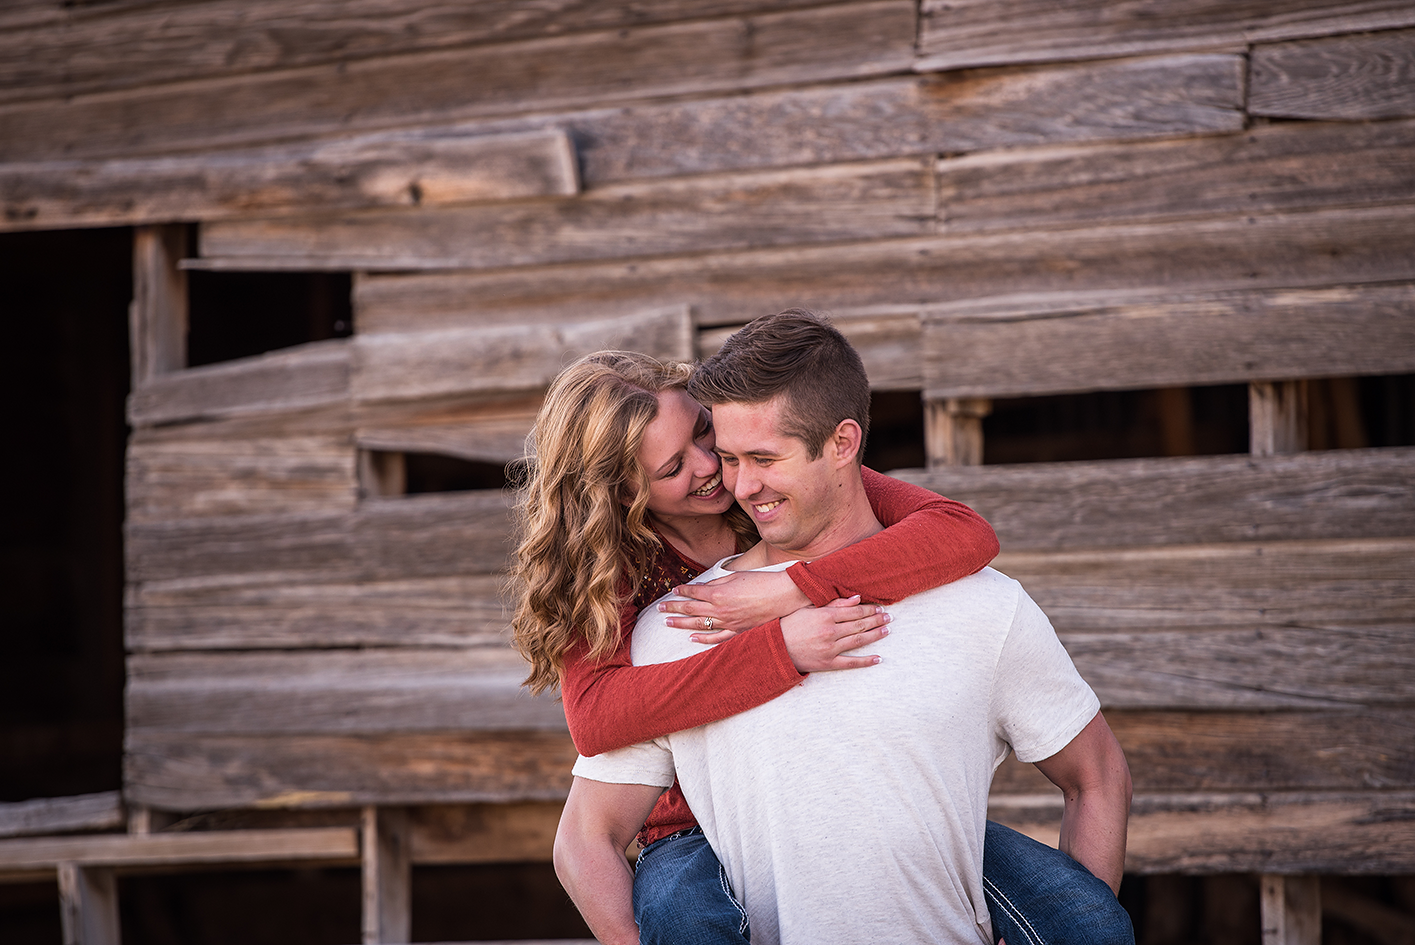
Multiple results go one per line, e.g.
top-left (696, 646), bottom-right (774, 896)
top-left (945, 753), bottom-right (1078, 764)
top-left (717, 864), bottom-right (749, 936)
top-left (983, 873), bottom-right (1046, 945)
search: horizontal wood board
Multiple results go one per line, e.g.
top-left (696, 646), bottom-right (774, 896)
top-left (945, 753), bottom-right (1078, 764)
top-left (198, 160), bottom-right (935, 270)
top-left (0, 793), bottom-right (125, 840)
top-left (0, 129), bottom-right (579, 231)
top-left (353, 205), bottom-right (1415, 330)
top-left (920, 283), bottom-right (1415, 398)
top-left (917, 1), bottom-right (1415, 71)
top-left (1250, 28), bottom-right (1415, 120)
top-left (0, 828), bottom-right (359, 872)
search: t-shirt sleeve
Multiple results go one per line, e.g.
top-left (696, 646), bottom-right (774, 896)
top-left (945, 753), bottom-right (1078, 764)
top-left (990, 587), bottom-right (1100, 764)
top-left (572, 738), bottom-right (677, 788)
top-left (786, 467), bottom-right (999, 607)
top-left (559, 595), bottom-right (803, 757)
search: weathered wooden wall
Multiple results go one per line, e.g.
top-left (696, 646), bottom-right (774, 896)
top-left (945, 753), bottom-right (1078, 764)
top-left (2, 0), bottom-right (1412, 880)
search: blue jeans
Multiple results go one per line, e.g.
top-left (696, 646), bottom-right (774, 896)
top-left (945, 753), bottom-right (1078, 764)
top-left (632, 822), bottom-right (1134, 945)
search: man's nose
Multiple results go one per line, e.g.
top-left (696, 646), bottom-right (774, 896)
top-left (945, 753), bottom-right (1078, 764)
top-left (733, 466), bottom-right (760, 502)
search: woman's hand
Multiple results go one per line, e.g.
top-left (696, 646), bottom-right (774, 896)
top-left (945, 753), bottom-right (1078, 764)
top-left (659, 569), bottom-right (811, 642)
top-left (778, 597), bottom-right (891, 673)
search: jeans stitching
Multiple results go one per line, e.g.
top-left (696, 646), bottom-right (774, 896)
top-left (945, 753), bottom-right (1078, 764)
top-left (717, 863), bottom-right (749, 936)
top-left (983, 873), bottom-right (1046, 945)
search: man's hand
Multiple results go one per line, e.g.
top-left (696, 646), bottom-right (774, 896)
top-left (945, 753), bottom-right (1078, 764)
top-left (553, 777), bottom-right (666, 945)
top-left (1032, 711), bottom-right (1132, 894)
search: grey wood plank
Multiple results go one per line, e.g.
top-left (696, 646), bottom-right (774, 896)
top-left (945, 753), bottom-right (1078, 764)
top-left (125, 647), bottom-right (565, 735)
top-left (197, 159), bottom-right (934, 270)
top-left (918, 0), bottom-right (1415, 71)
top-left (354, 204), bottom-right (1415, 332)
top-left (350, 306), bottom-right (692, 403)
top-left (126, 574), bottom-right (509, 652)
top-left (128, 338), bottom-right (351, 429)
top-left (919, 283), bottom-right (1415, 399)
top-left (996, 537), bottom-right (1415, 634)
top-left (0, 1), bottom-right (914, 163)
top-left (0, 828), bottom-right (360, 871)
top-left (0, 130), bottom-right (578, 232)
top-left (989, 790), bottom-right (1415, 874)
top-left (123, 730), bottom-right (578, 810)
top-left (0, 793), bottom-right (125, 840)
top-left (0, 0), bottom-right (839, 106)
top-left (1251, 28), bottom-right (1415, 120)
top-left (125, 434), bottom-right (357, 523)
top-left (990, 708), bottom-right (1415, 795)
top-left (890, 448), bottom-right (1415, 550)
top-left (936, 119), bottom-right (1415, 234)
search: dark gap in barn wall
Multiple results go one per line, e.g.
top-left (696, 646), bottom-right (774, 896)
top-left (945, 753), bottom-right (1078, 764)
top-left (186, 270), bottom-right (352, 367)
top-left (0, 227), bottom-right (129, 803)
top-left (865, 389), bottom-right (927, 472)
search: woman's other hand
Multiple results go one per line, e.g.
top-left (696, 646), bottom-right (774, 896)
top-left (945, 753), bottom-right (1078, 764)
top-left (777, 597), bottom-right (891, 673)
top-left (659, 569), bottom-right (810, 641)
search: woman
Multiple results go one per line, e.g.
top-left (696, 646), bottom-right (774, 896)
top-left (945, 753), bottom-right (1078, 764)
top-left (512, 351), bottom-right (1131, 945)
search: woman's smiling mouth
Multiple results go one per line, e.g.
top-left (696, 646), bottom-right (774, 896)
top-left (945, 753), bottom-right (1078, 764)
top-left (690, 471), bottom-right (723, 497)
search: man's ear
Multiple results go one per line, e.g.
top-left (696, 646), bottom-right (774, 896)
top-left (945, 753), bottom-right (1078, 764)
top-left (828, 418), bottom-right (863, 467)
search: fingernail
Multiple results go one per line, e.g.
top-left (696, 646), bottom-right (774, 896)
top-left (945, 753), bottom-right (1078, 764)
top-left (881, 627), bottom-right (890, 636)
top-left (883, 613), bottom-right (893, 623)
top-left (870, 656), bottom-right (882, 665)
top-left (658, 603), bottom-right (666, 611)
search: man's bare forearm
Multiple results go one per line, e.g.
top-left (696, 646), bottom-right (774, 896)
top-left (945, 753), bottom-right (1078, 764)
top-left (1036, 711), bottom-right (1133, 894)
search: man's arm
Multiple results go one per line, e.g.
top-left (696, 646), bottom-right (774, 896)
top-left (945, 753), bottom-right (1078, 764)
top-left (1031, 710), bottom-right (1133, 894)
top-left (553, 776), bottom-right (666, 945)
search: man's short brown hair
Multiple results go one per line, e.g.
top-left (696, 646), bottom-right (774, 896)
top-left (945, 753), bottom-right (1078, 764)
top-left (688, 309), bottom-right (870, 461)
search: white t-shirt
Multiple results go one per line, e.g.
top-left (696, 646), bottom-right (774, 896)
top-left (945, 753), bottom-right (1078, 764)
top-left (574, 561), bottom-right (1099, 945)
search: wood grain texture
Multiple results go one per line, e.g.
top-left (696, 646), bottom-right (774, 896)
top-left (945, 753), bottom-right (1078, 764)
top-left (989, 709), bottom-right (1415, 795)
top-left (935, 119), bottom-right (1415, 234)
top-left (126, 435), bottom-right (357, 523)
top-left (0, 0), bottom-right (841, 106)
top-left (989, 791), bottom-right (1415, 873)
top-left (350, 306), bottom-right (692, 402)
top-left (408, 802), bottom-right (563, 865)
top-left (127, 489), bottom-right (515, 583)
top-left (1250, 28), bottom-right (1415, 120)
top-left (918, 0), bottom-right (1415, 71)
top-left (128, 338), bottom-right (351, 429)
top-left (197, 159), bottom-right (934, 270)
top-left (0, 828), bottom-right (360, 871)
top-left (0, 129), bottom-right (578, 232)
top-left (124, 731), bottom-right (579, 810)
top-left (126, 648), bottom-right (564, 735)
top-left (0, 793), bottom-right (125, 840)
top-left (890, 448), bottom-right (1415, 551)
top-left (0, 1), bottom-right (915, 163)
top-left (355, 204), bottom-right (1415, 332)
top-left (999, 538), bottom-right (1415, 633)
top-left (126, 574), bottom-right (510, 651)
top-left (920, 284), bottom-right (1415, 399)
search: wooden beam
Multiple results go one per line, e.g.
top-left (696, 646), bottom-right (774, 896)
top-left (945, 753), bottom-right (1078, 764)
top-left (0, 130), bottom-right (579, 231)
top-left (197, 159), bottom-right (933, 271)
top-left (920, 284), bottom-right (1415, 400)
top-left (1251, 29), bottom-right (1415, 121)
top-left (0, 793), bottom-right (124, 840)
top-left (130, 224), bottom-right (188, 386)
top-left (58, 863), bottom-right (119, 945)
top-left (0, 828), bottom-right (360, 872)
top-left (1251, 380), bottom-right (1309, 456)
top-left (1261, 875), bottom-right (1321, 945)
top-left (363, 807), bottom-right (411, 945)
top-left (935, 119), bottom-right (1415, 236)
top-left (924, 397), bottom-right (991, 467)
top-left (701, 310), bottom-right (923, 391)
top-left (889, 447), bottom-right (1415, 551)
top-left (353, 204), bottom-right (1415, 333)
top-left (917, 0), bottom-right (1415, 71)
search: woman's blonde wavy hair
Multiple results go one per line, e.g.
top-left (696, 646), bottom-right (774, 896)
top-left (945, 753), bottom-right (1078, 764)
top-left (510, 351), bottom-right (751, 695)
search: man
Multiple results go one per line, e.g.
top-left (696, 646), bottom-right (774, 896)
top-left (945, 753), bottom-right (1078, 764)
top-left (557, 310), bottom-right (1132, 945)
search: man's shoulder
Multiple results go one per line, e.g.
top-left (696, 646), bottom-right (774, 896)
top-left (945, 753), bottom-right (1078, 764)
top-left (890, 565), bottom-right (1027, 626)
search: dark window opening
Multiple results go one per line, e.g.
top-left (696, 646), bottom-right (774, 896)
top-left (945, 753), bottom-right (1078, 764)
top-left (1311, 373), bottom-right (1415, 450)
top-left (983, 384), bottom-right (1250, 465)
top-left (0, 227), bottom-right (130, 801)
top-left (187, 270), bottom-right (353, 368)
top-left (361, 450), bottom-right (513, 497)
top-left (865, 389), bottom-right (926, 472)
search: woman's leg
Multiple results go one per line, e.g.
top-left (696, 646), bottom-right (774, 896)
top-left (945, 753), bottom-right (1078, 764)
top-left (983, 820), bottom-right (1136, 945)
top-left (633, 828), bottom-right (750, 945)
